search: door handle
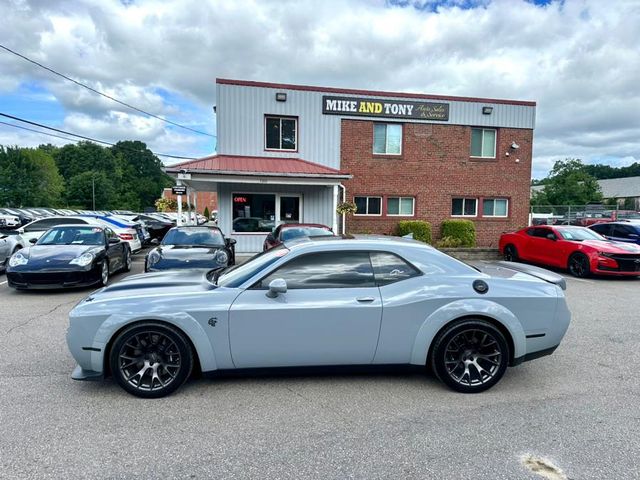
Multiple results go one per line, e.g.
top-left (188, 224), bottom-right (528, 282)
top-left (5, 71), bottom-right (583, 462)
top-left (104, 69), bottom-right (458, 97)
top-left (356, 297), bottom-right (375, 303)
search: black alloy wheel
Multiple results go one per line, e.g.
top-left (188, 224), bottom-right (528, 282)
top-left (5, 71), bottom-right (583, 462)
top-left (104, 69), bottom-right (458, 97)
top-left (99, 260), bottom-right (109, 286)
top-left (122, 247), bottom-right (132, 272)
top-left (110, 323), bottom-right (193, 398)
top-left (568, 253), bottom-right (590, 278)
top-left (503, 245), bottom-right (518, 262)
top-left (431, 319), bottom-right (509, 393)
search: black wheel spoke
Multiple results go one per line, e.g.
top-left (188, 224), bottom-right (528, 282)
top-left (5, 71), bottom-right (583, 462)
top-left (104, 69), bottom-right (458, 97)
top-left (443, 328), bottom-right (503, 387)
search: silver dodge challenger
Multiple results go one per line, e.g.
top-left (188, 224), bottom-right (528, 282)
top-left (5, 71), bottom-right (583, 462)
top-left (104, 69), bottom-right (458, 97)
top-left (67, 236), bottom-right (571, 398)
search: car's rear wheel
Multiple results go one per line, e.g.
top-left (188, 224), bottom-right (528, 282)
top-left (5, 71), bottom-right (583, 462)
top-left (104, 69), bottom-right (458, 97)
top-left (431, 319), bottom-right (509, 393)
top-left (503, 245), bottom-right (518, 262)
top-left (122, 247), bottom-right (132, 272)
top-left (110, 323), bottom-right (193, 398)
top-left (568, 253), bottom-right (590, 278)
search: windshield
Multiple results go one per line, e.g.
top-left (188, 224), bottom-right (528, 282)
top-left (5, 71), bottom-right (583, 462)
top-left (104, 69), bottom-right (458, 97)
top-left (38, 226), bottom-right (104, 246)
top-left (556, 227), bottom-right (605, 241)
top-left (216, 245), bottom-right (289, 288)
top-left (162, 227), bottom-right (224, 246)
top-left (281, 227), bottom-right (333, 242)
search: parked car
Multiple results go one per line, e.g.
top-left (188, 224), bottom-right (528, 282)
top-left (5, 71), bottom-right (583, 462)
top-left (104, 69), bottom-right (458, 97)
top-left (263, 223), bottom-right (334, 251)
top-left (0, 208), bottom-right (36, 226)
top-left (233, 217), bottom-right (273, 232)
top-left (75, 215), bottom-right (143, 252)
top-left (116, 214), bottom-right (173, 242)
top-left (6, 224), bottom-right (131, 289)
top-left (67, 235), bottom-right (571, 398)
top-left (0, 229), bottom-right (27, 271)
top-left (0, 213), bottom-right (21, 229)
top-left (589, 222), bottom-right (640, 245)
top-left (145, 226), bottom-right (236, 272)
top-left (500, 225), bottom-right (640, 277)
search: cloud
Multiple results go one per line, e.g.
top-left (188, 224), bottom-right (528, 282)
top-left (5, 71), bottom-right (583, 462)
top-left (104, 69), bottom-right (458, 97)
top-left (0, 0), bottom-right (638, 176)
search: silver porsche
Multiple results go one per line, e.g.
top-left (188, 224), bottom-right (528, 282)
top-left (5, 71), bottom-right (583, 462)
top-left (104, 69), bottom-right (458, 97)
top-left (67, 236), bottom-right (571, 398)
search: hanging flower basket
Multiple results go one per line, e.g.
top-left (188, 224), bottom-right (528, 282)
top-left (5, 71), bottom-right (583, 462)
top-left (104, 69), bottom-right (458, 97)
top-left (336, 201), bottom-right (358, 216)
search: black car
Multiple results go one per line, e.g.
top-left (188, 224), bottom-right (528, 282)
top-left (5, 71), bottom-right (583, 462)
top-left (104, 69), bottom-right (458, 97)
top-left (145, 226), bottom-right (236, 272)
top-left (6, 224), bottom-right (131, 290)
top-left (132, 214), bottom-right (173, 242)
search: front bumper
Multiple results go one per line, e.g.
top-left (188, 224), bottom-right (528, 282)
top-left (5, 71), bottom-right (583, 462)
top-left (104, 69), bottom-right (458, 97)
top-left (7, 267), bottom-right (102, 289)
top-left (511, 345), bottom-right (558, 366)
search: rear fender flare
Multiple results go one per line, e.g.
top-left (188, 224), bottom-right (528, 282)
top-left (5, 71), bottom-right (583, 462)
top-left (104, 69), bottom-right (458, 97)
top-left (91, 312), bottom-right (217, 373)
top-left (409, 299), bottom-right (526, 365)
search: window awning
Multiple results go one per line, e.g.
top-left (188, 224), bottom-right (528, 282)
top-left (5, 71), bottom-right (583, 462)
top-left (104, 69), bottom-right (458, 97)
top-left (165, 154), bottom-right (352, 182)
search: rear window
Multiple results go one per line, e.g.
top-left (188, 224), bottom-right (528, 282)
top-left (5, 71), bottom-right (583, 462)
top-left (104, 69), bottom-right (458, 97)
top-left (371, 251), bottom-right (421, 286)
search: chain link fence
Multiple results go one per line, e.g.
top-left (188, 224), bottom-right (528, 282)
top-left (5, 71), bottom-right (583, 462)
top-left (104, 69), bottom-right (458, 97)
top-left (529, 204), bottom-right (640, 226)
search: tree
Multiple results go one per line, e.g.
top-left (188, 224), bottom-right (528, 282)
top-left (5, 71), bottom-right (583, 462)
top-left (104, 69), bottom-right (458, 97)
top-left (65, 171), bottom-right (117, 209)
top-left (531, 158), bottom-right (602, 206)
top-left (0, 146), bottom-right (64, 207)
top-left (203, 206), bottom-right (210, 219)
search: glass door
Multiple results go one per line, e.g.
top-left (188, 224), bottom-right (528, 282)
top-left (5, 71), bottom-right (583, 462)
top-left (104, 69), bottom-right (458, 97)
top-left (279, 196), bottom-right (301, 224)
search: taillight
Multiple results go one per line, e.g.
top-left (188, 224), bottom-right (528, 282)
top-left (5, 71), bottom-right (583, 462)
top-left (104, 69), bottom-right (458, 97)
top-left (119, 233), bottom-right (134, 240)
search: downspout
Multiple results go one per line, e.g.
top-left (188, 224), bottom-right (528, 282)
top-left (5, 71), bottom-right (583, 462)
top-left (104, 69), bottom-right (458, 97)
top-left (338, 183), bottom-right (346, 235)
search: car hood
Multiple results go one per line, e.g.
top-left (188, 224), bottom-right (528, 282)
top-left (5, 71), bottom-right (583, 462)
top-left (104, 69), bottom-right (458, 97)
top-left (26, 244), bottom-right (103, 261)
top-left (571, 239), bottom-right (640, 253)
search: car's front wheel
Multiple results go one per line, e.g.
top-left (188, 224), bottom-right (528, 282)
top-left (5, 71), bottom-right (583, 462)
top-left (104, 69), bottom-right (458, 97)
top-left (503, 245), bottom-right (518, 262)
top-left (99, 260), bottom-right (109, 286)
top-left (109, 323), bottom-right (193, 398)
top-left (431, 319), bottom-right (509, 393)
top-left (122, 247), bottom-right (132, 272)
top-left (568, 253), bottom-right (590, 278)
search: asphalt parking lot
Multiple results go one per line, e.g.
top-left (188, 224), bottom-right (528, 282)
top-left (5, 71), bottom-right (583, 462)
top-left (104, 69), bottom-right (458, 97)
top-left (1, 252), bottom-right (639, 480)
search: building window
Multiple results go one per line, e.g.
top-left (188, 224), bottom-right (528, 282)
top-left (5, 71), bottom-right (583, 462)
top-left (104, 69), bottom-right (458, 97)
top-left (373, 123), bottom-right (402, 155)
top-left (387, 197), bottom-right (415, 216)
top-left (452, 198), bottom-right (477, 217)
top-left (354, 196), bottom-right (382, 216)
top-left (471, 128), bottom-right (496, 158)
top-left (265, 116), bottom-right (297, 150)
top-left (483, 198), bottom-right (508, 217)
top-left (232, 193), bottom-right (276, 232)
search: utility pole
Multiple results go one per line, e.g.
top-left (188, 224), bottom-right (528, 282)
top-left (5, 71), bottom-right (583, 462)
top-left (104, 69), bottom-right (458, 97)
top-left (92, 174), bottom-right (96, 211)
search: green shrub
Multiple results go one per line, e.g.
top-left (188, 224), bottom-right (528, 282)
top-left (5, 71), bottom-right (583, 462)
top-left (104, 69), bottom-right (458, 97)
top-left (436, 236), bottom-right (463, 248)
top-left (396, 220), bottom-right (432, 244)
top-left (203, 206), bottom-right (210, 219)
top-left (440, 219), bottom-right (476, 247)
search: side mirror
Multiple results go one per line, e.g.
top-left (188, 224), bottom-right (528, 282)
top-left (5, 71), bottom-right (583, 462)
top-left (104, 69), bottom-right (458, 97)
top-left (265, 233), bottom-right (275, 242)
top-left (546, 233), bottom-right (556, 241)
top-left (29, 238), bottom-right (37, 244)
top-left (150, 238), bottom-right (159, 245)
top-left (108, 237), bottom-right (120, 244)
top-left (225, 238), bottom-right (237, 246)
top-left (18, 228), bottom-right (25, 234)
top-left (266, 278), bottom-right (287, 298)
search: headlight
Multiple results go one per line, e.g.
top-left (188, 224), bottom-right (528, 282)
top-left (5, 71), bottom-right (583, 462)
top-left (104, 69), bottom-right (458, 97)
top-left (216, 250), bottom-right (229, 264)
top-left (70, 253), bottom-right (94, 266)
top-left (598, 251), bottom-right (615, 257)
top-left (148, 251), bottom-right (161, 266)
top-left (8, 252), bottom-right (28, 267)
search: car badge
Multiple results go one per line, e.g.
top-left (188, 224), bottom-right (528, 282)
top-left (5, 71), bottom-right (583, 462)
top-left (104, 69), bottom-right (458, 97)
top-left (635, 259), bottom-right (640, 264)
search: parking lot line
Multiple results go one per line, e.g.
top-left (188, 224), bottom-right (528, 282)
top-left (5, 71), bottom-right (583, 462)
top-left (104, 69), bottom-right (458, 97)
top-left (0, 280), bottom-right (7, 286)
top-left (561, 275), bottom-right (594, 284)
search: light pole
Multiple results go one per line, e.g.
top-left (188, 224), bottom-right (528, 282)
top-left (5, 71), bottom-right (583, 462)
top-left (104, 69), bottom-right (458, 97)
top-left (92, 174), bottom-right (96, 211)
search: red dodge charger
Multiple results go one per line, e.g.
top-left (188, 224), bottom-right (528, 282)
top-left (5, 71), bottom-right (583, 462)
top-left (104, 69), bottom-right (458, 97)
top-left (499, 225), bottom-right (640, 278)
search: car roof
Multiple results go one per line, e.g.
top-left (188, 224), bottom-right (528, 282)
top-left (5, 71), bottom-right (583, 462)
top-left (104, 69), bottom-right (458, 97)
top-left (283, 234), bottom-right (433, 251)
top-left (280, 223), bottom-right (330, 229)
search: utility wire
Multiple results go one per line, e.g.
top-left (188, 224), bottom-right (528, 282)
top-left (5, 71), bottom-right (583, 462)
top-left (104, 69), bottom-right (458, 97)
top-left (0, 120), bottom-right (80, 143)
top-left (0, 44), bottom-right (216, 138)
top-left (0, 112), bottom-right (201, 161)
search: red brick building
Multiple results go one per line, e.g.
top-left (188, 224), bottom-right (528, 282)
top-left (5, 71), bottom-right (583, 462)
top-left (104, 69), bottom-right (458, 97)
top-left (165, 79), bottom-right (535, 252)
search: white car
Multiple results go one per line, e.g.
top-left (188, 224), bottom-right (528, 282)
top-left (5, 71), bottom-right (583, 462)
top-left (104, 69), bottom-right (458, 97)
top-left (67, 236), bottom-right (571, 398)
top-left (0, 213), bottom-right (21, 228)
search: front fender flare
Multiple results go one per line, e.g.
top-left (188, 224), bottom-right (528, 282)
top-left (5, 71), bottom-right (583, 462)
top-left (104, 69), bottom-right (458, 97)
top-left (90, 312), bottom-right (217, 373)
top-left (409, 299), bottom-right (526, 366)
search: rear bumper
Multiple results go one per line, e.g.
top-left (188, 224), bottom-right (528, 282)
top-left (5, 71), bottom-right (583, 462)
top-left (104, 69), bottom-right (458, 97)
top-left (511, 345), bottom-right (558, 366)
top-left (71, 365), bottom-right (103, 381)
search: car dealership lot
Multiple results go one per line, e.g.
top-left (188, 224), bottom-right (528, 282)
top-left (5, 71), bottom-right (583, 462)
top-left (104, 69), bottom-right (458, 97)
top-left (0, 257), bottom-right (639, 479)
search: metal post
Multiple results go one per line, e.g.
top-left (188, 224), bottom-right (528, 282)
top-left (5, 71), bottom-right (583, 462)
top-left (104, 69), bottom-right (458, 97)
top-left (332, 185), bottom-right (338, 233)
top-left (186, 188), bottom-right (192, 225)
top-left (177, 180), bottom-right (183, 226)
top-left (92, 174), bottom-right (96, 211)
top-left (193, 190), bottom-right (198, 225)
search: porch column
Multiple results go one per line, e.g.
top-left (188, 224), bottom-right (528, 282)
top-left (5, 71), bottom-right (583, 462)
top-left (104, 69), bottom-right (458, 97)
top-left (176, 179), bottom-right (183, 226)
top-left (193, 190), bottom-right (198, 224)
top-left (332, 185), bottom-right (338, 233)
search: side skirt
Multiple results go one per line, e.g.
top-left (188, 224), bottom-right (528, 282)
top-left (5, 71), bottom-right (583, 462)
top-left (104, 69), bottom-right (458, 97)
top-left (202, 364), bottom-right (426, 379)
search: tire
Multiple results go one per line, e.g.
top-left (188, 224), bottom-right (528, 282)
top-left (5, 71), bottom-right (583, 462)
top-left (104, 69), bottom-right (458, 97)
top-left (568, 253), bottom-right (590, 278)
top-left (99, 260), bottom-right (109, 286)
top-left (430, 319), bottom-right (509, 393)
top-left (503, 245), bottom-right (518, 262)
top-left (109, 323), bottom-right (193, 398)
top-left (122, 247), bottom-right (132, 272)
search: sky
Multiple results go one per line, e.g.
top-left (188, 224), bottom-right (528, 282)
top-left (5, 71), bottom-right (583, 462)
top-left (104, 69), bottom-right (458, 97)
top-left (0, 0), bottom-right (638, 179)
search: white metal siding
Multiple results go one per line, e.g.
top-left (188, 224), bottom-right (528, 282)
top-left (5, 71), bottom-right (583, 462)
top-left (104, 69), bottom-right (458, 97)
top-left (218, 182), bottom-right (336, 253)
top-left (216, 83), bottom-right (536, 168)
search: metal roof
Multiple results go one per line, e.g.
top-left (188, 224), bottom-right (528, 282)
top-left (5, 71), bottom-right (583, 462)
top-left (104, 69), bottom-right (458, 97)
top-left (597, 177), bottom-right (640, 198)
top-left (165, 154), bottom-right (351, 179)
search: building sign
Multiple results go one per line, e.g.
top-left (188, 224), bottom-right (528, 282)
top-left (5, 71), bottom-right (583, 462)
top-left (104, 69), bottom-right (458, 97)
top-left (172, 185), bottom-right (187, 195)
top-left (322, 95), bottom-right (449, 121)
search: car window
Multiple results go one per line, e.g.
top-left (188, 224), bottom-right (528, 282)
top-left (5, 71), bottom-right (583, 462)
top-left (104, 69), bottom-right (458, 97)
top-left (162, 227), bottom-right (224, 246)
top-left (38, 226), bottom-right (105, 246)
top-left (590, 224), bottom-right (611, 235)
top-left (612, 225), bottom-right (634, 237)
top-left (528, 227), bottom-right (553, 238)
top-left (256, 251), bottom-right (376, 289)
top-left (216, 245), bottom-right (289, 288)
top-left (371, 251), bottom-right (421, 286)
top-left (280, 227), bottom-right (332, 242)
